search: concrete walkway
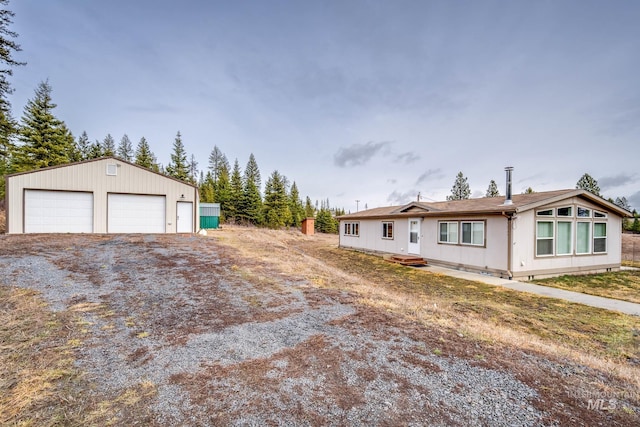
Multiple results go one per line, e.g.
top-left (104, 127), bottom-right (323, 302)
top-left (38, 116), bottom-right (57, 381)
top-left (423, 264), bottom-right (640, 316)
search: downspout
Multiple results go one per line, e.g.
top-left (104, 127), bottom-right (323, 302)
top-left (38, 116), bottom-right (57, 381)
top-left (503, 212), bottom-right (514, 280)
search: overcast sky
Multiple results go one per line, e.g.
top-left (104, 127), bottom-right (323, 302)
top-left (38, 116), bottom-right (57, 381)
top-left (8, 0), bottom-right (640, 212)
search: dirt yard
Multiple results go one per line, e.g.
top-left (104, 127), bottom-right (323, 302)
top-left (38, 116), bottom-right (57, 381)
top-left (1, 228), bottom-right (639, 426)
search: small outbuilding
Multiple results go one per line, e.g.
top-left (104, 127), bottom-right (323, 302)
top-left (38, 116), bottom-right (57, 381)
top-left (199, 203), bottom-right (220, 229)
top-left (5, 157), bottom-right (199, 234)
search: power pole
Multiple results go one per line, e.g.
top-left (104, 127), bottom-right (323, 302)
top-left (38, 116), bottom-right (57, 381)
top-left (355, 200), bottom-right (360, 212)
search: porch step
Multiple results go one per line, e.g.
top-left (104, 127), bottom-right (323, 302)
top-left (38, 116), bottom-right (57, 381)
top-left (386, 255), bottom-right (428, 266)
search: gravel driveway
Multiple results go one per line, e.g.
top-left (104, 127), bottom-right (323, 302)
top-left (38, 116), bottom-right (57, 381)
top-left (1, 233), bottom-right (635, 425)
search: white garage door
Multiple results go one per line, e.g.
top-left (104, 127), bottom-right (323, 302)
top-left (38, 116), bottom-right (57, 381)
top-left (25, 190), bottom-right (93, 233)
top-left (108, 194), bottom-right (166, 233)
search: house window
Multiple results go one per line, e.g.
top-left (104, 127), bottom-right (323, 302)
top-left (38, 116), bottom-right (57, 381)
top-left (536, 221), bottom-right (554, 256)
top-left (461, 221), bottom-right (484, 246)
top-left (556, 221), bottom-right (572, 255)
top-left (439, 222), bottom-right (458, 244)
top-left (537, 209), bottom-right (554, 216)
top-left (382, 221), bottom-right (394, 239)
top-left (557, 207), bottom-right (572, 217)
top-left (576, 222), bottom-right (591, 254)
top-left (577, 207), bottom-right (591, 218)
top-left (594, 211), bottom-right (607, 218)
top-left (593, 223), bottom-right (607, 253)
top-left (106, 164), bottom-right (118, 176)
top-left (344, 222), bottom-right (359, 236)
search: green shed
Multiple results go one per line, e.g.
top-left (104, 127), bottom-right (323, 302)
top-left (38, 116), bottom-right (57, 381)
top-left (200, 203), bottom-right (220, 229)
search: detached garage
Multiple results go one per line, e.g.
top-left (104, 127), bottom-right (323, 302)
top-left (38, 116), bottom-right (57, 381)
top-left (5, 157), bottom-right (199, 234)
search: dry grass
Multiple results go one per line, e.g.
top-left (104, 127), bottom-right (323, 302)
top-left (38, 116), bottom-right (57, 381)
top-left (533, 270), bottom-right (640, 304)
top-left (211, 226), bottom-right (640, 389)
top-left (0, 286), bottom-right (157, 426)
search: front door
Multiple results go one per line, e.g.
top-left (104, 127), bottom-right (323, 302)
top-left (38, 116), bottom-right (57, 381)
top-left (408, 218), bottom-right (420, 255)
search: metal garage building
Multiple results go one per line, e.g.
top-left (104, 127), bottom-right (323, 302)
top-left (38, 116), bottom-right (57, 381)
top-left (5, 157), bottom-right (199, 234)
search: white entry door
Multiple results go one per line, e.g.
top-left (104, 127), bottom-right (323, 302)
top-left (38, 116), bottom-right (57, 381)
top-left (176, 201), bottom-right (193, 233)
top-left (408, 218), bottom-right (421, 255)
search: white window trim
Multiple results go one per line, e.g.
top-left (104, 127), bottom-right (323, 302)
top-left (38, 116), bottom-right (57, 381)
top-left (106, 164), bottom-right (118, 176)
top-left (460, 221), bottom-right (485, 246)
top-left (344, 222), bottom-right (359, 237)
top-left (577, 206), bottom-right (592, 218)
top-left (593, 222), bottom-right (607, 254)
top-left (556, 206), bottom-right (573, 217)
top-left (438, 221), bottom-right (458, 244)
top-left (536, 220), bottom-right (555, 257)
top-left (575, 221), bottom-right (592, 255)
top-left (382, 221), bottom-right (394, 240)
top-left (536, 209), bottom-right (554, 217)
top-left (594, 210), bottom-right (607, 218)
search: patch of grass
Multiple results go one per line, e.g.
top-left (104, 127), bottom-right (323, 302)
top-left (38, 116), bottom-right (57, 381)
top-left (0, 287), bottom-right (85, 425)
top-left (623, 260), bottom-right (640, 268)
top-left (0, 286), bottom-right (159, 426)
top-left (534, 270), bottom-right (640, 304)
top-left (313, 246), bottom-right (640, 362)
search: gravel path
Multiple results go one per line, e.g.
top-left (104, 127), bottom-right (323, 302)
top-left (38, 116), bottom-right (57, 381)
top-left (2, 234), bottom-right (629, 425)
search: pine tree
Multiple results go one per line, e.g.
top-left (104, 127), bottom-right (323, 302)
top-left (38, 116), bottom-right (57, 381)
top-left (244, 153), bottom-right (261, 189)
top-left (0, 1), bottom-right (23, 199)
top-left (288, 181), bottom-right (304, 227)
top-left (576, 173), bottom-right (600, 196)
top-left (75, 131), bottom-right (91, 160)
top-left (117, 134), bottom-right (133, 161)
top-left (166, 131), bottom-right (189, 181)
top-left (14, 80), bottom-right (74, 171)
top-left (214, 164), bottom-right (231, 221)
top-left (304, 196), bottom-right (315, 218)
top-left (0, 1), bottom-right (25, 115)
top-left (199, 171), bottom-right (215, 203)
top-left (228, 159), bottom-right (243, 222)
top-left (263, 170), bottom-right (292, 228)
top-left (86, 140), bottom-right (103, 159)
top-left (208, 146), bottom-right (229, 183)
top-left (102, 134), bottom-right (115, 156)
top-left (134, 136), bottom-right (156, 169)
top-left (240, 154), bottom-right (263, 225)
top-left (447, 171), bottom-right (471, 201)
top-left (485, 180), bottom-right (500, 197)
top-left (188, 154), bottom-right (198, 184)
top-left (315, 199), bottom-right (338, 233)
top-left (615, 196), bottom-right (632, 230)
top-left (614, 197), bottom-right (630, 211)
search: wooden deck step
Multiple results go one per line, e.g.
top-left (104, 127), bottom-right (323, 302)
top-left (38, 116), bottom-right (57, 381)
top-left (386, 255), bottom-right (428, 266)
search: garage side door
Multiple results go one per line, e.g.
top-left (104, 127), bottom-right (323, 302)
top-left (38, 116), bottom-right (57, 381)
top-left (108, 194), bottom-right (166, 233)
top-left (24, 190), bottom-right (93, 233)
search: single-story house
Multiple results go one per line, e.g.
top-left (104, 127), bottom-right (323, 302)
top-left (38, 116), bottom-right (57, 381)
top-left (338, 188), bottom-right (631, 280)
top-left (5, 157), bottom-right (199, 234)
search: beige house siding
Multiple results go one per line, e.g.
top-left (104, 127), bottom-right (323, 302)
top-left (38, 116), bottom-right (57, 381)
top-left (340, 219), bottom-right (409, 255)
top-left (6, 158), bottom-right (199, 234)
top-left (421, 216), bottom-right (509, 276)
top-left (511, 197), bottom-right (622, 279)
